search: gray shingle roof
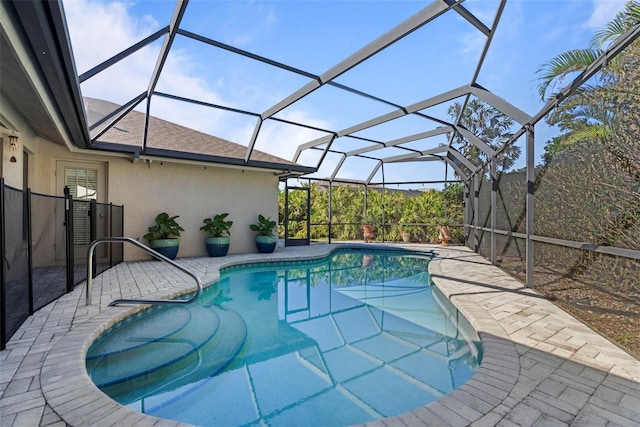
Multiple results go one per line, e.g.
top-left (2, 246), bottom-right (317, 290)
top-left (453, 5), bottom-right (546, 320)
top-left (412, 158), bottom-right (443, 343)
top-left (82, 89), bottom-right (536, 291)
top-left (85, 97), bottom-right (303, 168)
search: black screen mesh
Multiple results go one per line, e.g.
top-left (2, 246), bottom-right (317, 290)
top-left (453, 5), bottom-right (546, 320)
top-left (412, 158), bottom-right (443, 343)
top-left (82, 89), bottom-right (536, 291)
top-left (30, 192), bottom-right (67, 311)
top-left (2, 186), bottom-right (30, 342)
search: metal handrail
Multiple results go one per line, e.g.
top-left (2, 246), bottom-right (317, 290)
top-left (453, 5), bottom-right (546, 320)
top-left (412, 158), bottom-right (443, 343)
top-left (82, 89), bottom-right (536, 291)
top-left (86, 237), bottom-right (203, 306)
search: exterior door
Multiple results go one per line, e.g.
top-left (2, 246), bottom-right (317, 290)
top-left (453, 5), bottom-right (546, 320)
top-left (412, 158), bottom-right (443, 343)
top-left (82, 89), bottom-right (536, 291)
top-left (284, 185), bottom-right (310, 246)
top-left (55, 161), bottom-right (106, 260)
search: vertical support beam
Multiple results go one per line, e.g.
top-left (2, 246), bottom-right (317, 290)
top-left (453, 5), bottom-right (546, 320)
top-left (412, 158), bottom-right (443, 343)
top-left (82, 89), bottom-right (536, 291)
top-left (120, 203), bottom-right (125, 264)
top-left (306, 185), bottom-right (311, 245)
top-left (462, 180), bottom-right (466, 245)
top-left (64, 186), bottom-right (74, 293)
top-left (363, 183), bottom-right (368, 242)
top-left (490, 159), bottom-right (497, 265)
top-left (526, 125), bottom-right (535, 288)
top-left (26, 188), bottom-right (33, 314)
top-left (0, 178), bottom-right (6, 350)
top-left (444, 162), bottom-right (449, 218)
top-left (381, 163), bottom-right (386, 243)
top-left (109, 203), bottom-right (114, 269)
top-left (463, 179), bottom-right (470, 247)
top-left (142, 97), bottom-right (151, 151)
top-left (363, 184), bottom-right (368, 220)
top-left (90, 199), bottom-right (97, 279)
top-left (284, 183), bottom-right (290, 247)
top-left (474, 172), bottom-right (480, 253)
top-left (328, 181), bottom-right (332, 244)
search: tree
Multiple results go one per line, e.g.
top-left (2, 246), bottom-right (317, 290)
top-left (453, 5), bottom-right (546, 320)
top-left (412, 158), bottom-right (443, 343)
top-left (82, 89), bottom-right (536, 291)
top-left (536, 0), bottom-right (640, 177)
top-left (537, 0), bottom-right (640, 102)
top-left (447, 99), bottom-right (521, 171)
top-left (278, 183), bottom-right (463, 243)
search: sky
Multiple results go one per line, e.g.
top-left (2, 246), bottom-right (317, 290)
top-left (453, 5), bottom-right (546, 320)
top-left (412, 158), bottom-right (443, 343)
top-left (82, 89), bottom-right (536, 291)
top-left (62, 0), bottom-right (629, 188)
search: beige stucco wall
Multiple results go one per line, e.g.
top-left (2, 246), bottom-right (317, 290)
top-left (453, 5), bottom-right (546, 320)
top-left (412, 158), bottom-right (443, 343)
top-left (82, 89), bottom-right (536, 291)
top-left (35, 143), bottom-right (279, 260)
top-left (109, 158), bottom-right (279, 259)
top-left (3, 96), bottom-right (281, 262)
top-left (2, 94), bottom-right (62, 269)
top-left (1, 93), bottom-right (38, 190)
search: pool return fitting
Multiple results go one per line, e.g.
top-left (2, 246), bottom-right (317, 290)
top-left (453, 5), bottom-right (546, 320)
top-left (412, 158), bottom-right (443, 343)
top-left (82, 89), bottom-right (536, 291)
top-left (86, 237), bottom-right (203, 306)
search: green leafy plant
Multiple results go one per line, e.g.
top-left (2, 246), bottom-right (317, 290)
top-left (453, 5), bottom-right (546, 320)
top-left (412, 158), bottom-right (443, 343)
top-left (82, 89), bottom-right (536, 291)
top-left (200, 213), bottom-right (233, 237)
top-left (250, 214), bottom-right (277, 236)
top-left (144, 212), bottom-right (184, 241)
top-left (437, 215), bottom-right (452, 227)
top-left (399, 213), bottom-right (415, 233)
top-left (359, 214), bottom-right (378, 226)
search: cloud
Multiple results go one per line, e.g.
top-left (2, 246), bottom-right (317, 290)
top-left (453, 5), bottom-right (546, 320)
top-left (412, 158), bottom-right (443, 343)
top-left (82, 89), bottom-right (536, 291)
top-left (63, 0), bottom-right (158, 74)
top-left (459, 31), bottom-right (486, 60)
top-left (65, 0), bottom-right (169, 107)
top-left (253, 110), bottom-right (332, 162)
top-left (62, 0), bottom-right (323, 161)
top-left (65, 0), bottom-right (228, 136)
top-left (453, 0), bottom-right (519, 60)
top-left (215, 1), bottom-right (278, 47)
top-left (587, 0), bottom-right (627, 29)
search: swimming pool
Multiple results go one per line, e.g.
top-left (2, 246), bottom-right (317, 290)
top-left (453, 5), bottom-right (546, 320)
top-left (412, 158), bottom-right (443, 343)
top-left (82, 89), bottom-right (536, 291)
top-left (86, 249), bottom-right (481, 426)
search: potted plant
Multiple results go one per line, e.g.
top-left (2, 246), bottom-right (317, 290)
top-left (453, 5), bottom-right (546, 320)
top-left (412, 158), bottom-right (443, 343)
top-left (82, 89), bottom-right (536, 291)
top-left (401, 225), bottom-right (413, 243)
top-left (360, 214), bottom-right (376, 243)
top-left (200, 213), bottom-right (233, 257)
top-left (250, 214), bottom-right (278, 253)
top-left (438, 216), bottom-right (452, 246)
top-left (398, 213), bottom-right (415, 243)
top-left (143, 212), bottom-right (184, 260)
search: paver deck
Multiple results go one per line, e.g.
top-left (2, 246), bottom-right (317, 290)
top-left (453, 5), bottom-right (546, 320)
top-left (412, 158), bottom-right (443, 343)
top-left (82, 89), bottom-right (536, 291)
top-left (1, 244), bottom-right (638, 426)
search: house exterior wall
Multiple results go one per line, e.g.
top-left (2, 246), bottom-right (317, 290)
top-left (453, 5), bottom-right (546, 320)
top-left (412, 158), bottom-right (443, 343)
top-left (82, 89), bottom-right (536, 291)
top-left (2, 96), bottom-right (280, 261)
top-left (1, 94), bottom-right (37, 190)
top-left (108, 158), bottom-right (279, 260)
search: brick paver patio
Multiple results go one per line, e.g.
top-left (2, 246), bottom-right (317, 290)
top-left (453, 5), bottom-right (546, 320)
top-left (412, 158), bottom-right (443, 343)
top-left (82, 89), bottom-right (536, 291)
top-left (1, 244), bottom-right (638, 426)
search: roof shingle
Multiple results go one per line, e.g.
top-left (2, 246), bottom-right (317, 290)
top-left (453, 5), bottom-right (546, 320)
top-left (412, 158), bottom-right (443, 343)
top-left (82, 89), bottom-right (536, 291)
top-left (85, 97), bottom-right (302, 167)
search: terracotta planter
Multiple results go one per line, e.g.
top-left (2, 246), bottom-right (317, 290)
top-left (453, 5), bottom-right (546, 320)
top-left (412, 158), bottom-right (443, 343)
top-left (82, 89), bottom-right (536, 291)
top-left (362, 225), bottom-right (375, 243)
top-left (362, 254), bottom-right (373, 267)
top-left (438, 226), bottom-right (452, 246)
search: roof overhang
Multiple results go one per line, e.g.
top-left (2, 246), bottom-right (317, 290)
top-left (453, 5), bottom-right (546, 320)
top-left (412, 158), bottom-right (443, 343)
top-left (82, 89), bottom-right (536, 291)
top-left (1, 0), bottom-right (314, 175)
top-left (1, 0), bottom-right (89, 148)
top-left (91, 142), bottom-right (316, 176)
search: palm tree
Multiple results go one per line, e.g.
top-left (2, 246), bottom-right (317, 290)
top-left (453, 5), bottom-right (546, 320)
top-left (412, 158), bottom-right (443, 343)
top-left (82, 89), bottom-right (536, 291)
top-left (447, 99), bottom-right (520, 171)
top-left (537, 0), bottom-right (640, 101)
top-left (536, 0), bottom-right (640, 175)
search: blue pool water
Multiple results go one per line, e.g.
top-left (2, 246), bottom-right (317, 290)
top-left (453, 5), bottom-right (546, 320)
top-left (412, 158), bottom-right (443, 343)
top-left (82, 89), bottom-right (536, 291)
top-left (86, 249), bottom-right (481, 426)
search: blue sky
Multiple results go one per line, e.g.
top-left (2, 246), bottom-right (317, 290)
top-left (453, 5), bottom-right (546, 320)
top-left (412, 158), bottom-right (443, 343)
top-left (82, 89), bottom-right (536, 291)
top-left (63, 0), bottom-right (628, 187)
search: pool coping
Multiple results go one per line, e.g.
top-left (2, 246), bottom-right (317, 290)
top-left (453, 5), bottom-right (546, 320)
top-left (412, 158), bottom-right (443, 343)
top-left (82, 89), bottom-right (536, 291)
top-left (2, 244), bottom-right (639, 426)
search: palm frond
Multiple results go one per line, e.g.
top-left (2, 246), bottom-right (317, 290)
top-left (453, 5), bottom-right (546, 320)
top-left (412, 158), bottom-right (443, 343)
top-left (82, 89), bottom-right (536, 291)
top-left (564, 124), bottom-right (613, 145)
top-left (631, 0), bottom-right (640, 23)
top-left (592, 13), bottom-right (628, 48)
top-left (592, 1), bottom-right (640, 48)
top-left (536, 49), bottom-right (603, 101)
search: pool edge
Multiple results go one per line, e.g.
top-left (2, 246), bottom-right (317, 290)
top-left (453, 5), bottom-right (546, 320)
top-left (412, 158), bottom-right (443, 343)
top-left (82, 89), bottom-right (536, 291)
top-left (35, 244), bottom-right (640, 426)
top-left (40, 244), bottom-right (507, 427)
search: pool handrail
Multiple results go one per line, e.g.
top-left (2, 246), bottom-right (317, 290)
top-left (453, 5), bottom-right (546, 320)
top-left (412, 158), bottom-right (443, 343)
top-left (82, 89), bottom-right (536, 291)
top-left (86, 237), bottom-right (203, 306)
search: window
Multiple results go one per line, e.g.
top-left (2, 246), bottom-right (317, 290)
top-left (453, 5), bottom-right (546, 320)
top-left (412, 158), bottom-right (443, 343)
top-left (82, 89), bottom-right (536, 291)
top-left (65, 167), bottom-right (98, 246)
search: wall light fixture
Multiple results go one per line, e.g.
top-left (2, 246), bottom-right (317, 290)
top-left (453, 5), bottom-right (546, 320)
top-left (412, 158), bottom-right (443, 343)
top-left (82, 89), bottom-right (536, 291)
top-left (8, 132), bottom-right (18, 151)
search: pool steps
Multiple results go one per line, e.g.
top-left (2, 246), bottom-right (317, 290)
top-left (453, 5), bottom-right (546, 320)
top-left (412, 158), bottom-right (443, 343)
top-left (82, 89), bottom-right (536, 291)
top-left (86, 304), bottom-right (248, 405)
